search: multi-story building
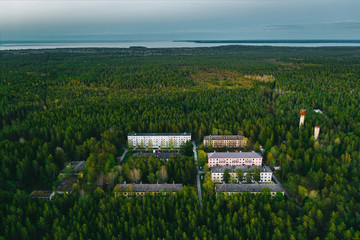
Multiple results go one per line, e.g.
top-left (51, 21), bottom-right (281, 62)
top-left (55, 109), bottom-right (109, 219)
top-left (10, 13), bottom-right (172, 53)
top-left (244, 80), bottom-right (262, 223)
top-left (211, 165), bottom-right (272, 183)
top-left (215, 184), bottom-right (285, 197)
top-left (128, 133), bottom-right (191, 149)
top-left (203, 135), bottom-right (248, 148)
top-left (114, 183), bottom-right (183, 197)
top-left (207, 151), bottom-right (262, 167)
top-left (133, 152), bottom-right (182, 160)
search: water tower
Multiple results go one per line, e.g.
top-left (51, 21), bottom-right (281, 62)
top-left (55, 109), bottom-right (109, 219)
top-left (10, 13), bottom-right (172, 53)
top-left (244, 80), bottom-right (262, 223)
top-left (299, 109), bottom-right (307, 127)
top-left (314, 126), bottom-right (320, 140)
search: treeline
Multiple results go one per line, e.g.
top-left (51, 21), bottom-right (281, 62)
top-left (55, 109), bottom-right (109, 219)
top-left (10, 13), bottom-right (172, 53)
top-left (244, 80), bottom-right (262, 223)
top-left (0, 187), bottom-right (306, 240)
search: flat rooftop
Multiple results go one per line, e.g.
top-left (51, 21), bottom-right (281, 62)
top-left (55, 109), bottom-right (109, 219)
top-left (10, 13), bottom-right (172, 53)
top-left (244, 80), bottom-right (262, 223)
top-left (204, 135), bottom-right (245, 140)
top-left (212, 165), bottom-right (271, 173)
top-left (128, 132), bottom-right (191, 137)
top-left (207, 151), bottom-right (262, 159)
top-left (116, 183), bottom-right (183, 192)
top-left (215, 184), bottom-right (284, 193)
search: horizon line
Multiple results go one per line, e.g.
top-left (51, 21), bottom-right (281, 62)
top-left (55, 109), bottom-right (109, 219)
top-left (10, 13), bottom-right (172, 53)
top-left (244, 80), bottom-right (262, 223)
top-left (2, 39), bottom-right (360, 43)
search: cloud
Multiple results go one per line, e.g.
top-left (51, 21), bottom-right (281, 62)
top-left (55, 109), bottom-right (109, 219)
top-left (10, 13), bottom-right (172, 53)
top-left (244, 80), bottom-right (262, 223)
top-left (58, 29), bottom-right (226, 36)
top-left (0, 0), bottom-right (284, 1)
top-left (1, 0), bottom-right (360, 40)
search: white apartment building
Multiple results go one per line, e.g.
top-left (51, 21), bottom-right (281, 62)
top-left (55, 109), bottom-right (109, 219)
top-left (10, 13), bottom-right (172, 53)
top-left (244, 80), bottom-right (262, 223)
top-left (211, 166), bottom-right (272, 183)
top-left (128, 133), bottom-right (191, 149)
top-left (207, 152), bottom-right (262, 167)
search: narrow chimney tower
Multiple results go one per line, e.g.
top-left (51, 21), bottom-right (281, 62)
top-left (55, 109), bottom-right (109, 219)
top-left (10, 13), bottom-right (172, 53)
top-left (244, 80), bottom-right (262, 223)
top-left (299, 109), bottom-right (307, 127)
top-left (314, 126), bottom-right (320, 140)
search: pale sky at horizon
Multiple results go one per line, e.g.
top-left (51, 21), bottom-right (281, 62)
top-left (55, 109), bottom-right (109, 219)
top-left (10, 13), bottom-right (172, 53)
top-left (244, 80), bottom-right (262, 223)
top-left (0, 0), bottom-right (360, 41)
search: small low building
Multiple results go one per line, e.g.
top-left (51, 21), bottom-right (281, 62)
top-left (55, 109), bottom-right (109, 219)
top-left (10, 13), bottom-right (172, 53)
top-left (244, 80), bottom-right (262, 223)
top-left (31, 163), bottom-right (83, 201)
top-left (215, 184), bottom-right (285, 197)
top-left (114, 183), bottom-right (183, 197)
top-left (207, 151), bottom-right (263, 167)
top-left (211, 165), bottom-right (272, 183)
top-left (204, 135), bottom-right (248, 148)
top-left (30, 190), bottom-right (55, 201)
top-left (132, 152), bottom-right (182, 160)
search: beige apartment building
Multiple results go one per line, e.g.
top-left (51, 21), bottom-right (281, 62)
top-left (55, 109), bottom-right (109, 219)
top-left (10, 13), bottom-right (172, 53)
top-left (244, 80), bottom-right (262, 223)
top-left (203, 135), bottom-right (248, 148)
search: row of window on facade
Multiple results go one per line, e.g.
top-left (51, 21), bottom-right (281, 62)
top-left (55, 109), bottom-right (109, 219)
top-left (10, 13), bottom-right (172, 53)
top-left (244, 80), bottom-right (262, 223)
top-left (211, 173), bottom-right (272, 183)
top-left (114, 191), bottom-right (176, 197)
top-left (128, 135), bottom-right (191, 148)
top-left (218, 191), bottom-right (283, 196)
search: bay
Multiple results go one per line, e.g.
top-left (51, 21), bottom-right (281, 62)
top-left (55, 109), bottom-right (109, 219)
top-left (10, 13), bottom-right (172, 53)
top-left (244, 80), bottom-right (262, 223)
top-left (2, 40), bottom-right (360, 50)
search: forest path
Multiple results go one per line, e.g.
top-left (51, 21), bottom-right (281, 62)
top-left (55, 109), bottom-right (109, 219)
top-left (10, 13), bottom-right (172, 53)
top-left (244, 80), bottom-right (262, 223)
top-left (271, 169), bottom-right (291, 199)
top-left (192, 141), bottom-right (202, 206)
top-left (118, 148), bottom-right (128, 164)
top-left (265, 163), bottom-right (302, 211)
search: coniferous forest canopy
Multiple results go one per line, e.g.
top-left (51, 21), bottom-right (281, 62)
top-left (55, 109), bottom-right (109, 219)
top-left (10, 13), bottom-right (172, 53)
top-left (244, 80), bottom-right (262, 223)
top-left (1, 46), bottom-right (360, 239)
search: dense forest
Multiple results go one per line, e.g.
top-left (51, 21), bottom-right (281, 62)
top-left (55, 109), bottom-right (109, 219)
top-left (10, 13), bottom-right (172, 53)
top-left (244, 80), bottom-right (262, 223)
top-left (1, 46), bottom-right (360, 239)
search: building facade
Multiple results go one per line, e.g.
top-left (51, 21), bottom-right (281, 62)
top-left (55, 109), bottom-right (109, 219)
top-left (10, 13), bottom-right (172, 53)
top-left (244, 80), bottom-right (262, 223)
top-left (128, 133), bottom-right (191, 149)
top-left (30, 190), bottom-right (55, 201)
top-left (207, 152), bottom-right (262, 167)
top-left (211, 165), bottom-right (272, 183)
top-left (215, 184), bottom-right (285, 197)
top-left (203, 135), bottom-right (248, 148)
top-left (133, 152), bottom-right (182, 160)
top-left (114, 183), bottom-right (183, 197)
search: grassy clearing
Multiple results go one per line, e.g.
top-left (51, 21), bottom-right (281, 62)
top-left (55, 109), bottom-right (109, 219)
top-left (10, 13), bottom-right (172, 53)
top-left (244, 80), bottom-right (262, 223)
top-left (190, 69), bottom-right (274, 89)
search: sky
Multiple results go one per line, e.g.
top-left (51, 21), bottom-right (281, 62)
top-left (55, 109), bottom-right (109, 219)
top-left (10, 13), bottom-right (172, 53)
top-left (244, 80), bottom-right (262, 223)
top-left (0, 0), bottom-right (360, 41)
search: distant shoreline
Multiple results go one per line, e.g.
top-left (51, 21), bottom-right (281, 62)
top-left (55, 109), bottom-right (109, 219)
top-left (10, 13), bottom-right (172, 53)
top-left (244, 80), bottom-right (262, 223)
top-left (175, 40), bottom-right (360, 44)
top-left (2, 40), bottom-right (360, 51)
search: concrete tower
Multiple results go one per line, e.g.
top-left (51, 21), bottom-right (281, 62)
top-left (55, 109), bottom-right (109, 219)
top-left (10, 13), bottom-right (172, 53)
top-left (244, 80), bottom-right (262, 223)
top-left (299, 109), bottom-right (307, 127)
top-left (314, 126), bottom-right (320, 140)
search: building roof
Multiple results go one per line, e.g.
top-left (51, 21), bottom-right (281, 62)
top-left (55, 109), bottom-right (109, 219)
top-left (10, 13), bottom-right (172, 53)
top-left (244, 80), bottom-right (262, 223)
top-left (207, 151), bottom-right (262, 159)
top-left (204, 135), bottom-right (245, 141)
top-left (215, 184), bottom-right (284, 193)
top-left (30, 190), bottom-right (54, 198)
top-left (116, 183), bottom-right (183, 192)
top-left (133, 152), bottom-right (182, 159)
top-left (314, 109), bottom-right (323, 114)
top-left (128, 132), bottom-right (191, 137)
top-left (60, 161), bottom-right (85, 175)
top-left (211, 165), bottom-right (271, 173)
top-left (300, 109), bottom-right (307, 115)
top-left (68, 161), bottom-right (86, 171)
top-left (56, 176), bottom-right (78, 193)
